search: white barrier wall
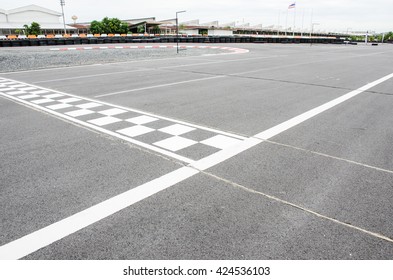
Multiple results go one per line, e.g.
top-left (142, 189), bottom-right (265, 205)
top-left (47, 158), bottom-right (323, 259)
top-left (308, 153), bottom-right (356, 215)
top-left (208, 29), bottom-right (233, 36)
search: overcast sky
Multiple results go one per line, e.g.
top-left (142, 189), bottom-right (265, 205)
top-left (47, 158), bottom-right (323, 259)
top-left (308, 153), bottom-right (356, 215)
top-left (1, 0), bottom-right (392, 32)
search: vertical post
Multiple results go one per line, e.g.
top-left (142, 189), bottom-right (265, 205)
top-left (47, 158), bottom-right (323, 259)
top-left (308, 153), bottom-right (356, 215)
top-left (176, 10), bottom-right (186, 54)
top-left (285, 9), bottom-right (288, 36)
top-left (293, 4), bottom-right (296, 36)
top-left (277, 10), bottom-right (281, 36)
top-left (60, 0), bottom-right (66, 35)
top-left (309, 9), bottom-right (313, 37)
top-left (176, 16), bottom-right (179, 53)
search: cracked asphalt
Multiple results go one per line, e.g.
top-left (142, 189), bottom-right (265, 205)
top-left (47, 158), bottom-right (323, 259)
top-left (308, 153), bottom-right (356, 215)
top-left (1, 43), bottom-right (393, 259)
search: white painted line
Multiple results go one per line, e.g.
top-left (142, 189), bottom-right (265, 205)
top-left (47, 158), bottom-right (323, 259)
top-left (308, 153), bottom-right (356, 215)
top-left (98, 108), bottom-right (128, 116)
top-left (30, 90), bottom-right (50, 95)
top-left (0, 49), bottom-right (276, 77)
top-left (1, 72), bottom-right (393, 259)
top-left (76, 102), bottom-right (103, 109)
top-left (158, 124), bottom-right (196, 136)
top-left (191, 137), bottom-right (263, 170)
top-left (95, 76), bottom-right (223, 98)
top-left (1, 90), bottom-right (196, 164)
top-left (31, 99), bottom-right (54, 104)
top-left (65, 109), bottom-right (95, 117)
top-left (0, 88), bottom-right (15, 92)
top-left (0, 166), bottom-right (199, 260)
top-left (46, 103), bottom-right (73, 110)
top-left (0, 78), bottom-right (253, 141)
top-left (154, 136), bottom-right (197, 152)
top-left (18, 95), bottom-right (38, 100)
top-left (87, 116), bottom-right (122, 126)
top-left (117, 125), bottom-right (155, 137)
top-left (35, 68), bottom-right (151, 84)
top-left (17, 87), bottom-right (38, 91)
top-left (58, 97), bottom-right (81, 103)
top-left (42, 94), bottom-right (63, 99)
top-left (254, 72), bottom-right (393, 140)
top-left (125, 115), bottom-right (158, 125)
top-left (200, 135), bottom-right (244, 150)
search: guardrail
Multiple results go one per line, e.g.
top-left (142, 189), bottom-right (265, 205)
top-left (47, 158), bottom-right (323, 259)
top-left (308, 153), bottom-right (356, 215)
top-left (0, 34), bottom-right (344, 47)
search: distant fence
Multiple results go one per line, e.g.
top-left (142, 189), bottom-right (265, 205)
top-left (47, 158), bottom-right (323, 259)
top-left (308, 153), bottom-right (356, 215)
top-left (0, 34), bottom-right (344, 47)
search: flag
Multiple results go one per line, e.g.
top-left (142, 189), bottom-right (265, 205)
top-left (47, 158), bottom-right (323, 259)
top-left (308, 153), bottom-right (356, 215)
top-left (288, 2), bottom-right (296, 9)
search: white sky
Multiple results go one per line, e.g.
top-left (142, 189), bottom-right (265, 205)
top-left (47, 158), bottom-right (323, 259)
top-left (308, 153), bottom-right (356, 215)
top-left (1, 0), bottom-right (392, 32)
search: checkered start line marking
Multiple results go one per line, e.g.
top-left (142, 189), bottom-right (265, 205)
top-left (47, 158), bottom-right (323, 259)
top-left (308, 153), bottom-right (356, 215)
top-left (49, 45), bottom-right (250, 55)
top-left (2, 73), bottom-right (393, 260)
top-left (0, 77), bottom-right (247, 164)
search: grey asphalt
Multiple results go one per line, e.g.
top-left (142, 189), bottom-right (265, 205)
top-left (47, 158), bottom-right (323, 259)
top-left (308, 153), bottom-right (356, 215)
top-left (1, 43), bottom-right (393, 259)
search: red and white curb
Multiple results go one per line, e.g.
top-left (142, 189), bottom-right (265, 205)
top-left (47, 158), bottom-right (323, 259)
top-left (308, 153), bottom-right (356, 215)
top-left (50, 45), bottom-right (249, 54)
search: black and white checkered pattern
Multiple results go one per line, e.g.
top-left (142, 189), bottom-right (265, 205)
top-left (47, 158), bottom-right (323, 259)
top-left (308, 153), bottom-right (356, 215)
top-left (0, 78), bottom-right (246, 163)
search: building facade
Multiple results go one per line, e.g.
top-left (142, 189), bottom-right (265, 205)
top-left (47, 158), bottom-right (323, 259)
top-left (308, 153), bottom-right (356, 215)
top-left (0, 5), bottom-right (76, 35)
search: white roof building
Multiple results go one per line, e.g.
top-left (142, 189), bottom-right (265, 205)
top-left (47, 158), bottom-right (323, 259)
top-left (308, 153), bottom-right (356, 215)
top-left (0, 4), bottom-right (76, 35)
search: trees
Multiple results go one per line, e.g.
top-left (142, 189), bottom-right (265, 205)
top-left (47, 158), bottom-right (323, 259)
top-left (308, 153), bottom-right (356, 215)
top-left (384, 31), bottom-right (393, 42)
top-left (89, 17), bottom-right (129, 34)
top-left (89, 20), bottom-right (103, 34)
top-left (23, 22), bottom-right (41, 36)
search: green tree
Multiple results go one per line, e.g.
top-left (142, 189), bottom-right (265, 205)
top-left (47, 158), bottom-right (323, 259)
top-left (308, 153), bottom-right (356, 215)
top-left (152, 25), bottom-right (161, 34)
top-left (90, 18), bottom-right (129, 34)
top-left (23, 22), bottom-right (41, 36)
top-left (385, 31), bottom-right (393, 41)
top-left (137, 25), bottom-right (145, 33)
top-left (89, 20), bottom-right (103, 34)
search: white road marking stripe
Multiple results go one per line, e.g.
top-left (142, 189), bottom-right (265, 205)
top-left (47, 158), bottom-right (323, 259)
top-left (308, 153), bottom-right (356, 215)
top-left (42, 94), bottom-right (63, 99)
top-left (88, 116), bottom-right (122, 126)
top-left (0, 72), bottom-right (392, 259)
top-left (0, 167), bottom-right (199, 260)
top-left (31, 99), bottom-right (54, 104)
top-left (30, 90), bottom-right (50, 95)
top-left (254, 72), bottom-right (393, 140)
top-left (0, 50), bottom-right (278, 76)
top-left (58, 97), bottom-right (81, 103)
top-left (0, 90), bottom-right (196, 164)
top-left (65, 109), bottom-right (95, 117)
top-left (95, 76), bottom-right (223, 98)
top-left (18, 95), bottom-right (38, 100)
top-left (46, 103), bottom-right (73, 110)
top-left (35, 68), bottom-right (151, 84)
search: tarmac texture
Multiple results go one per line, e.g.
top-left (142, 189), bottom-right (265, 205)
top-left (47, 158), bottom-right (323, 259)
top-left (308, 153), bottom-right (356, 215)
top-left (0, 43), bottom-right (393, 259)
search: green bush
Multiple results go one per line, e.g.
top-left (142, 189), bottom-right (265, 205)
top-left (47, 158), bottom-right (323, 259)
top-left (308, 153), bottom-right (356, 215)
top-left (89, 17), bottom-right (129, 34)
top-left (23, 22), bottom-right (41, 36)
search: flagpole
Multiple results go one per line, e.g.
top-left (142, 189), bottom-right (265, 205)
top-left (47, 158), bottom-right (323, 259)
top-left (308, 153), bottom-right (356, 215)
top-left (285, 8), bottom-right (288, 36)
top-left (301, 9), bottom-right (305, 36)
top-left (309, 8), bottom-right (313, 37)
top-left (277, 9), bottom-right (280, 36)
top-left (293, 3), bottom-right (296, 36)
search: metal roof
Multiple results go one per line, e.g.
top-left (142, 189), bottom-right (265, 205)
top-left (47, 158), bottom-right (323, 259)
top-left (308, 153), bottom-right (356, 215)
top-left (0, 22), bottom-right (76, 30)
top-left (5, 5), bottom-right (61, 16)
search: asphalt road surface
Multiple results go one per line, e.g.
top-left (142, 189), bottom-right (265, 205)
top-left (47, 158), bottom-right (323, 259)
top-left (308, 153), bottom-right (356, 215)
top-left (1, 43), bottom-right (393, 260)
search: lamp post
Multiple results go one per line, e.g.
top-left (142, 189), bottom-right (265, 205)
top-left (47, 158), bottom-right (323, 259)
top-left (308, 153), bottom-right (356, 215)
top-left (310, 22), bottom-right (319, 46)
top-left (60, 0), bottom-right (66, 34)
top-left (176, 10), bottom-right (186, 54)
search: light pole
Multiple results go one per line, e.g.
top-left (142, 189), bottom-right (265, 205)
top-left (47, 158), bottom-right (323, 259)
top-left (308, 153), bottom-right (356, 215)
top-left (310, 22), bottom-right (319, 46)
top-left (60, 0), bottom-right (66, 34)
top-left (176, 10), bottom-right (186, 54)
